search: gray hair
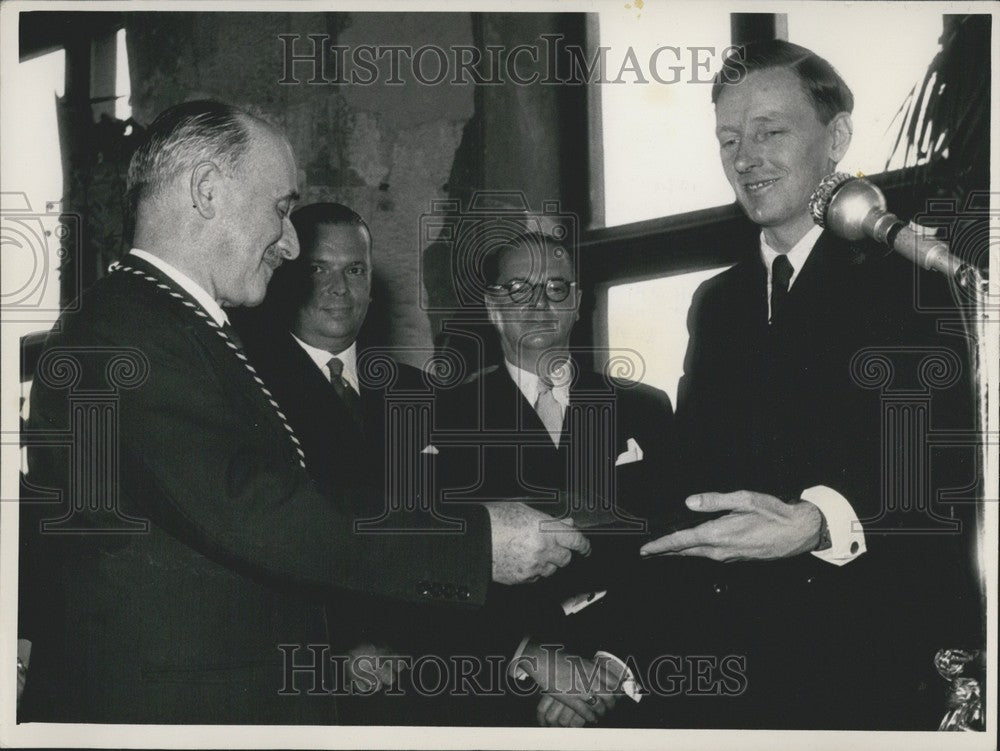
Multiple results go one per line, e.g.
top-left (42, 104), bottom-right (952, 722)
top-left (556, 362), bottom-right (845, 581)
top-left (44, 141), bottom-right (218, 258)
top-left (127, 100), bottom-right (254, 207)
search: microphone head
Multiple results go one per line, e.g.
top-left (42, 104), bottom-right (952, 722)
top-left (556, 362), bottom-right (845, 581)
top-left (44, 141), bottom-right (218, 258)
top-left (809, 172), bottom-right (887, 242)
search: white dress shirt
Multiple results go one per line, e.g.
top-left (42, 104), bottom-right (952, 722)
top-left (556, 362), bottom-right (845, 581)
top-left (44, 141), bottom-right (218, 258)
top-left (128, 248), bottom-right (229, 326)
top-left (291, 334), bottom-right (359, 394)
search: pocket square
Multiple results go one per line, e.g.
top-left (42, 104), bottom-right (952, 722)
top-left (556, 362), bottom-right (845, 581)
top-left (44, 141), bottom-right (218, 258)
top-left (615, 437), bottom-right (644, 466)
top-left (419, 444), bottom-right (439, 455)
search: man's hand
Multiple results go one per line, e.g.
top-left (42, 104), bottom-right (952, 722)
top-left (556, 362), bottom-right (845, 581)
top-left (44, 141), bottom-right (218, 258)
top-left (16, 639), bottom-right (30, 711)
top-left (640, 491), bottom-right (823, 561)
top-left (486, 502), bottom-right (590, 585)
top-left (515, 644), bottom-right (618, 727)
top-left (345, 643), bottom-right (401, 693)
top-left (535, 651), bottom-right (628, 727)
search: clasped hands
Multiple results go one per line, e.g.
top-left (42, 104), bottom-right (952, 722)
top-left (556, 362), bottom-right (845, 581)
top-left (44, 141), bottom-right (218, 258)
top-left (344, 643), bottom-right (402, 693)
top-left (515, 642), bottom-right (628, 727)
top-left (640, 490), bottom-right (823, 561)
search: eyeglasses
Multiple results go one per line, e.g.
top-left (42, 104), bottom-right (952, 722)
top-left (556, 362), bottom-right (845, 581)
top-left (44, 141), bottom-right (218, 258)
top-left (488, 278), bottom-right (576, 304)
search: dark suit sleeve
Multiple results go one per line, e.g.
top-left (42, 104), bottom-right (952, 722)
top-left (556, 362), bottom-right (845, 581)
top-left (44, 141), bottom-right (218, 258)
top-left (674, 279), bottom-right (718, 498)
top-left (28, 305), bottom-right (493, 607)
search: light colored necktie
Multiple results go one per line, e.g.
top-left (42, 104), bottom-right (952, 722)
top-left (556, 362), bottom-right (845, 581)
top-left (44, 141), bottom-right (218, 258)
top-left (535, 379), bottom-right (564, 447)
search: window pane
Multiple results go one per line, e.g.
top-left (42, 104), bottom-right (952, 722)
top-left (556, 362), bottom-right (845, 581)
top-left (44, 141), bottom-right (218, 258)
top-left (1, 48), bottom-right (65, 329)
top-left (115, 28), bottom-right (132, 121)
top-left (606, 266), bottom-right (730, 405)
top-left (787, 9), bottom-right (942, 174)
top-left (597, 7), bottom-right (734, 228)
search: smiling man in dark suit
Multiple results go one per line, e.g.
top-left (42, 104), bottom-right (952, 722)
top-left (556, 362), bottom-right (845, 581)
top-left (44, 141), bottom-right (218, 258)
top-left (233, 202), bottom-right (435, 710)
top-left (18, 101), bottom-right (589, 725)
top-left (235, 202), bottom-right (425, 501)
top-left (623, 40), bottom-right (982, 729)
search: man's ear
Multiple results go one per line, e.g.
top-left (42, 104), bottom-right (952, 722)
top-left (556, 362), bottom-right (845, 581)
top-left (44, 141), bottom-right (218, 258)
top-left (828, 112), bottom-right (852, 164)
top-left (191, 162), bottom-right (220, 219)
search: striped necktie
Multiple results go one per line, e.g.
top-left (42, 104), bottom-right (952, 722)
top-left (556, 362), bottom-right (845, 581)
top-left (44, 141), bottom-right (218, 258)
top-left (327, 356), bottom-right (364, 429)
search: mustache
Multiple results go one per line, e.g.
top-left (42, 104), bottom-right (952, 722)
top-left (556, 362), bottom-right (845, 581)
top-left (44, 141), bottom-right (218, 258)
top-left (263, 248), bottom-right (284, 268)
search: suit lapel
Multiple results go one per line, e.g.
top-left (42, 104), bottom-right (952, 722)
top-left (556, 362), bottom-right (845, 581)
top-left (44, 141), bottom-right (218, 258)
top-left (115, 255), bottom-right (302, 452)
top-left (120, 254), bottom-right (223, 331)
top-left (280, 333), bottom-right (366, 441)
top-left (777, 230), bottom-right (870, 317)
top-left (568, 370), bottom-right (628, 458)
top-left (734, 254), bottom-right (770, 329)
top-left (491, 366), bottom-right (564, 444)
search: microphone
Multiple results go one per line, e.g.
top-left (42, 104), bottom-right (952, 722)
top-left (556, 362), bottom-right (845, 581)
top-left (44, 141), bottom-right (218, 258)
top-left (809, 172), bottom-right (970, 280)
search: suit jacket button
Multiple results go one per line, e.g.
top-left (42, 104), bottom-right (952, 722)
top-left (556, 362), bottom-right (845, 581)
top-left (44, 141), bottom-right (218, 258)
top-left (806, 576), bottom-right (816, 584)
top-left (712, 582), bottom-right (727, 595)
top-left (457, 587), bottom-right (470, 600)
top-left (430, 583), bottom-right (443, 597)
top-left (417, 580), bottom-right (431, 596)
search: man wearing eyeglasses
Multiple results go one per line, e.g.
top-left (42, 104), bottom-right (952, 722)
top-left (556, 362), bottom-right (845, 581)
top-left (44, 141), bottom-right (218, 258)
top-left (431, 231), bottom-right (676, 725)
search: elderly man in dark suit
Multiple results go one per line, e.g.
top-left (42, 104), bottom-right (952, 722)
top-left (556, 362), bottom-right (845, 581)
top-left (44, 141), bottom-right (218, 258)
top-left (565, 40), bottom-right (981, 730)
top-left (18, 101), bottom-right (589, 724)
top-left (438, 232), bottom-right (675, 527)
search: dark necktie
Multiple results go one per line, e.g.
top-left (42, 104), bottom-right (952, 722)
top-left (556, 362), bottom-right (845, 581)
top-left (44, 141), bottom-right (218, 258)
top-left (770, 254), bottom-right (794, 324)
top-left (326, 356), bottom-right (364, 429)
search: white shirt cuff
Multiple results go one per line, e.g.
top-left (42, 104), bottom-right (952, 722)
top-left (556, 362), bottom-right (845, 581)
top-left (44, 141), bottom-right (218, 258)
top-left (560, 590), bottom-right (607, 615)
top-left (511, 635), bottom-right (532, 681)
top-left (594, 651), bottom-right (643, 703)
top-left (801, 484), bottom-right (867, 566)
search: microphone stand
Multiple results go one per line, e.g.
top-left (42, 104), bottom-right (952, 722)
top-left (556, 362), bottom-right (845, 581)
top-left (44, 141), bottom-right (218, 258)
top-left (812, 175), bottom-right (994, 731)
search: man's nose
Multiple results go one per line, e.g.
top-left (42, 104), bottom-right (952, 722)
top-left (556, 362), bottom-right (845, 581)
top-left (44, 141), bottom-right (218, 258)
top-left (278, 215), bottom-right (300, 260)
top-left (322, 271), bottom-right (348, 297)
top-left (528, 282), bottom-right (551, 309)
top-left (733, 138), bottom-right (761, 174)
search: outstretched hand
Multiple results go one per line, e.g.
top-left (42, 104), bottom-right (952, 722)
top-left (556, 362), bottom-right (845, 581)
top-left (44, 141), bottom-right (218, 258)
top-left (640, 491), bottom-right (822, 562)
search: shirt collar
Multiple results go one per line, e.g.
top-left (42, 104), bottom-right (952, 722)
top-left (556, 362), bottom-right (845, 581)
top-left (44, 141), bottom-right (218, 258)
top-left (291, 333), bottom-right (359, 392)
top-left (128, 248), bottom-right (229, 326)
top-left (504, 358), bottom-right (572, 409)
top-left (759, 224), bottom-right (823, 288)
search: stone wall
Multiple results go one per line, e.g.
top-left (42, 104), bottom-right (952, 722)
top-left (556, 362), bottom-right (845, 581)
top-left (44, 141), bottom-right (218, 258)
top-left (126, 11), bottom-right (479, 365)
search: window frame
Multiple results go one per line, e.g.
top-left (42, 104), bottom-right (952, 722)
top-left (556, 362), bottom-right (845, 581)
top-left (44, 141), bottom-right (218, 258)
top-left (580, 11), bottom-right (943, 282)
